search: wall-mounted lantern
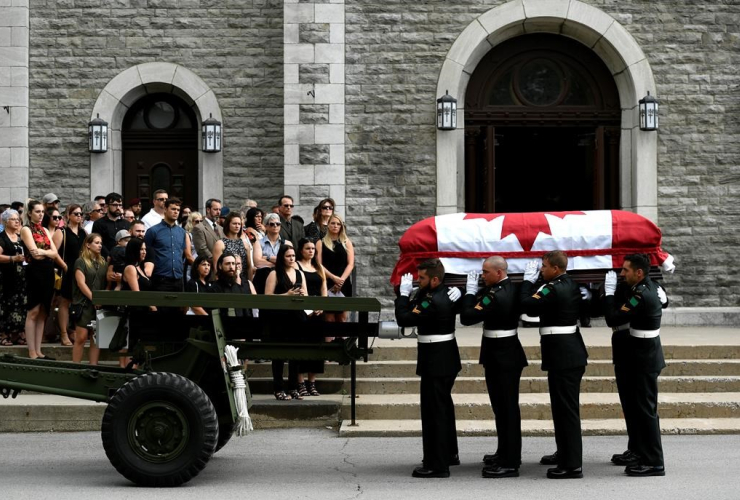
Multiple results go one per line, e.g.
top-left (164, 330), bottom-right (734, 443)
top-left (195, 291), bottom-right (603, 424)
top-left (88, 114), bottom-right (108, 153)
top-left (639, 91), bottom-right (659, 131)
top-left (437, 90), bottom-right (457, 130)
top-left (202, 113), bottom-right (222, 152)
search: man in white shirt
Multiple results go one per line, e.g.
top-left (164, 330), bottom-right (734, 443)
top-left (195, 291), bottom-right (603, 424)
top-left (141, 189), bottom-right (168, 230)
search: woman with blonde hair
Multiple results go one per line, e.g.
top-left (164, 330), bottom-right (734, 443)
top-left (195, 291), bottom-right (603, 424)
top-left (71, 233), bottom-right (107, 365)
top-left (316, 214), bottom-right (355, 323)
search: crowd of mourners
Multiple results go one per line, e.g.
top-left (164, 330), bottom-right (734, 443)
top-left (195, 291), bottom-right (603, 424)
top-left (0, 192), bottom-right (355, 401)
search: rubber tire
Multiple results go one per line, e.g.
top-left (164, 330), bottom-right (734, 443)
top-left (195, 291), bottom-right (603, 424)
top-left (101, 372), bottom-right (219, 487)
top-left (215, 421), bottom-right (236, 453)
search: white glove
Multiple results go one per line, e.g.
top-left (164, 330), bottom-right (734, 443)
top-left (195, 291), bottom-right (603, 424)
top-left (604, 271), bottom-right (617, 296)
top-left (400, 273), bottom-right (414, 297)
top-left (580, 286), bottom-right (592, 301)
top-left (523, 260), bottom-right (540, 283)
top-left (657, 285), bottom-right (668, 306)
top-left (466, 271), bottom-right (480, 295)
top-left (447, 287), bottom-right (462, 303)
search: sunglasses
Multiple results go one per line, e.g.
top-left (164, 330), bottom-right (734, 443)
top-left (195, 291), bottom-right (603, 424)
top-left (268, 222), bottom-right (281, 227)
top-left (282, 204), bottom-right (294, 208)
top-left (194, 220), bottom-right (203, 224)
top-left (156, 198), bottom-right (168, 202)
top-left (71, 212), bottom-right (82, 217)
top-left (95, 209), bottom-right (105, 213)
top-left (52, 215), bottom-right (63, 221)
top-left (321, 205), bottom-right (334, 210)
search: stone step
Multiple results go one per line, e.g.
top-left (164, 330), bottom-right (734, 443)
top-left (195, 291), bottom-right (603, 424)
top-left (245, 375), bottom-right (740, 395)
top-left (338, 418), bottom-right (740, 437)
top-left (244, 359), bottom-right (740, 378)
top-left (339, 393), bottom-right (740, 420)
top-left (370, 344), bottom-right (740, 361)
top-left (0, 394), bottom-right (345, 433)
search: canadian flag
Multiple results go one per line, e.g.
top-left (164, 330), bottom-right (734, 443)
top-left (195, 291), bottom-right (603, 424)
top-left (390, 210), bottom-right (675, 284)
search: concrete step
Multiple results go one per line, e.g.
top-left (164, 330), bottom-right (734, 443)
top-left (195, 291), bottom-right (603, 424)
top-left (244, 359), bottom-right (740, 378)
top-left (245, 376), bottom-right (740, 395)
top-left (338, 418), bottom-right (740, 437)
top-left (370, 344), bottom-right (740, 361)
top-left (0, 394), bottom-right (344, 433)
top-left (339, 393), bottom-right (740, 420)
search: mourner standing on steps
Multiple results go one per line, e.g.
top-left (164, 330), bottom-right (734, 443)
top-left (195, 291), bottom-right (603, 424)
top-left (277, 195), bottom-right (304, 248)
top-left (603, 253), bottom-right (666, 477)
top-left (394, 258), bottom-right (462, 479)
top-left (520, 250), bottom-right (588, 479)
top-left (460, 256), bottom-right (527, 479)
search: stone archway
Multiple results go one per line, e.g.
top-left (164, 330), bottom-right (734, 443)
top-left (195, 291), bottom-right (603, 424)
top-left (89, 62), bottom-right (223, 209)
top-left (436, 0), bottom-right (658, 221)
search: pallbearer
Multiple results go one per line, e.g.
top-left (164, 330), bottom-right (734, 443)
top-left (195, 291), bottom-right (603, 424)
top-left (460, 256), bottom-right (527, 478)
top-left (395, 259), bottom-right (462, 478)
top-left (520, 250), bottom-right (588, 479)
top-left (603, 253), bottom-right (666, 477)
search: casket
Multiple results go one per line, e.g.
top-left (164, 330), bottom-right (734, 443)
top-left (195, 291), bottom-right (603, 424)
top-left (390, 210), bottom-right (675, 285)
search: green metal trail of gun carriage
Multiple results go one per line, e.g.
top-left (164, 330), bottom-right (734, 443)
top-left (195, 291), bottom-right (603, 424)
top-left (0, 291), bottom-right (405, 487)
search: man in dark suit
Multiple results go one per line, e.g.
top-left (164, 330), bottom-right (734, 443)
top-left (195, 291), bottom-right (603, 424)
top-left (395, 258), bottom-right (462, 478)
top-left (460, 256), bottom-right (527, 478)
top-left (192, 198), bottom-right (224, 261)
top-left (603, 253), bottom-right (666, 477)
top-left (520, 250), bottom-right (588, 479)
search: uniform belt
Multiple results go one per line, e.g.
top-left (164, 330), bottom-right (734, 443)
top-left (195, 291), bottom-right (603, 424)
top-left (612, 324), bottom-right (630, 333)
top-left (629, 328), bottom-right (660, 338)
top-left (417, 333), bottom-right (455, 344)
top-left (539, 325), bottom-right (577, 335)
top-left (483, 329), bottom-right (517, 339)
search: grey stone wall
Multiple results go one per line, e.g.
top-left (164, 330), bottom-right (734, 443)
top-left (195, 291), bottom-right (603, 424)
top-left (28, 0), bottom-right (284, 209)
top-left (344, 0), bottom-right (740, 307)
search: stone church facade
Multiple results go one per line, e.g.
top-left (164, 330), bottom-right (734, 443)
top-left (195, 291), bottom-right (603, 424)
top-left (1, 0), bottom-right (738, 316)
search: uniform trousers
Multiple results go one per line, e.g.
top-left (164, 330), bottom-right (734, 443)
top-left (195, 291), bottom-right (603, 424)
top-left (614, 364), bottom-right (635, 452)
top-left (547, 366), bottom-right (585, 469)
top-left (484, 366), bottom-right (523, 467)
top-left (623, 369), bottom-right (664, 466)
top-left (420, 375), bottom-right (458, 471)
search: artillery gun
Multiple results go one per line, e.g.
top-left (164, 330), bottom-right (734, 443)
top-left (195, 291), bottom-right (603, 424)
top-left (0, 292), bottom-right (406, 487)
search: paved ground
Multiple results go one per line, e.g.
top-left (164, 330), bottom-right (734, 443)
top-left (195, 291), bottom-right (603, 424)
top-left (0, 430), bottom-right (738, 499)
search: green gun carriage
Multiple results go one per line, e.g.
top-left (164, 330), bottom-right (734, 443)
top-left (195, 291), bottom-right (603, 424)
top-left (0, 292), bottom-right (406, 487)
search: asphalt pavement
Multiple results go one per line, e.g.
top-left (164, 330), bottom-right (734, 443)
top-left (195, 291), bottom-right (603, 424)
top-left (0, 430), bottom-right (738, 499)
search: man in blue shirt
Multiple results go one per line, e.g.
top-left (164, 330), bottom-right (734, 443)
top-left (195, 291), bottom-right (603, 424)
top-left (144, 197), bottom-right (193, 292)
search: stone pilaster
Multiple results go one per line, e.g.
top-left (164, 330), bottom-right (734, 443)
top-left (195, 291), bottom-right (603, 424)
top-left (0, 0), bottom-right (28, 203)
top-left (284, 0), bottom-right (345, 221)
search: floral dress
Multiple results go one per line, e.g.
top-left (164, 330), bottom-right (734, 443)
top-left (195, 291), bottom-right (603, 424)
top-left (0, 231), bottom-right (27, 335)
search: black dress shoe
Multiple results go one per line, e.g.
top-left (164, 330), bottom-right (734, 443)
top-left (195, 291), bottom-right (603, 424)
top-left (482, 466), bottom-right (519, 478)
top-left (625, 464), bottom-right (665, 477)
top-left (612, 450), bottom-right (640, 466)
top-left (483, 452), bottom-right (499, 465)
top-left (547, 467), bottom-right (583, 479)
top-left (449, 454), bottom-right (460, 466)
top-left (540, 451), bottom-right (558, 465)
top-left (412, 467), bottom-right (450, 478)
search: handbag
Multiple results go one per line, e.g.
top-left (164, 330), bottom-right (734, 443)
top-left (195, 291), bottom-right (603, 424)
top-left (53, 270), bottom-right (63, 291)
top-left (69, 302), bottom-right (84, 321)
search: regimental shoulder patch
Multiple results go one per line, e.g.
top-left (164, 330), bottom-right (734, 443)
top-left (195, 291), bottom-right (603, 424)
top-left (629, 296), bottom-right (639, 307)
top-left (482, 295), bottom-right (492, 306)
top-left (541, 287), bottom-right (551, 296)
top-left (421, 300), bottom-right (430, 309)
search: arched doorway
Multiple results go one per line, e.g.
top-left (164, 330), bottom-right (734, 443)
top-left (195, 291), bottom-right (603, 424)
top-left (122, 93), bottom-right (198, 211)
top-left (464, 34), bottom-right (620, 213)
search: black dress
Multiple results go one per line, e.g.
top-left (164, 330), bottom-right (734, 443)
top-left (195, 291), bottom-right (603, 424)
top-left (0, 231), bottom-right (27, 334)
top-left (58, 226), bottom-right (86, 300)
top-left (270, 269), bottom-right (305, 393)
top-left (321, 240), bottom-right (352, 297)
top-left (297, 262), bottom-right (325, 374)
top-left (23, 224), bottom-right (55, 314)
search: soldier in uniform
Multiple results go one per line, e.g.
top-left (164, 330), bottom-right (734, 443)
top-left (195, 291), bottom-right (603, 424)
top-left (603, 253), bottom-right (666, 477)
top-left (395, 258), bottom-right (462, 478)
top-left (520, 250), bottom-right (588, 479)
top-left (460, 256), bottom-right (527, 478)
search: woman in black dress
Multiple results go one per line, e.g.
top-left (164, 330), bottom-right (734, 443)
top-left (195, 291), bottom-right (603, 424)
top-left (185, 255), bottom-right (212, 316)
top-left (52, 204), bottom-right (86, 346)
top-left (0, 209), bottom-right (27, 346)
top-left (20, 200), bottom-right (66, 359)
top-left (265, 244), bottom-right (308, 401)
top-left (296, 238), bottom-right (328, 396)
top-left (316, 214), bottom-right (355, 323)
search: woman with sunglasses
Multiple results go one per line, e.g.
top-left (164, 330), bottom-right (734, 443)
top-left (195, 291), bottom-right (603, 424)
top-left (252, 212), bottom-right (284, 294)
top-left (316, 214), bottom-right (355, 324)
top-left (305, 198), bottom-right (335, 243)
top-left (52, 204), bottom-right (86, 346)
top-left (20, 199), bottom-right (66, 359)
top-left (0, 209), bottom-right (27, 346)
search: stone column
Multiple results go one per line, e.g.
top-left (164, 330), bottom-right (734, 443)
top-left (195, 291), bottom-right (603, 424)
top-left (284, 0), bottom-right (345, 221)
top-left (0, 1), bottom-right (28, 203)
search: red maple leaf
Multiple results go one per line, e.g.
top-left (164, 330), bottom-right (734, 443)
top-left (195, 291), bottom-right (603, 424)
top-left (464, 211), bottom-right (586, 252)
